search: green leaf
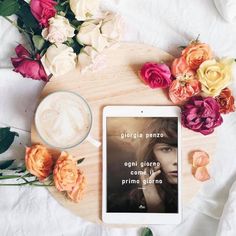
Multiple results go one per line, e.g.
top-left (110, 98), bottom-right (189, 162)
top-left (0, 0), bottom-right (20, 16)
top-left (17, 0), bottom-right (39, 31)
top-left (32, 35), bottom-right (45, 51)
top-left (141, 227), bottom-right (153, 236)
top-left (0, 160), bottom-right (14, 169)
top-left (55, 4), bottom-right (66, 12)
top-left (68, 37), bottom-right (83, 54)
top-left (77, 158), bottom-right (85, 165)
top-left (178, 45), bottom-right (186, 51)
top-left (71, 19), bottom-right (82, 28)
top-left (0, 127), bottom-right (19, 154)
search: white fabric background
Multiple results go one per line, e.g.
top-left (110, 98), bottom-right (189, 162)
top-left (1, 0), bottom-right (236, 235)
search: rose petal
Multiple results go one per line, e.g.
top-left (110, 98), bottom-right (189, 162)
top-left (192, 151), bottom-right (210, 167)
top-left (193, 166), bottom-right (210, 182)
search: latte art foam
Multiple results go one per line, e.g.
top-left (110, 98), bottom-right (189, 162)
top-left (35, 92), bottom-right (92, 148)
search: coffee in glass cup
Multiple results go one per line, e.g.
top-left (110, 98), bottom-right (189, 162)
top-left (35, 91), bottom-right (93, 149)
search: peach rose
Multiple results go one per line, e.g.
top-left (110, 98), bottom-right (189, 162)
top-left (171, 57), bottom-right (195, 78)
top-left (67, 169), bottom-right (86, 202)
top-left (169, 77), bottom-right (201, 105)
top-left (53, 152), bottom-right (78, 192)
top-left (215, 88), bottom-right (235, 114)
top-left (182, 42), bottom-right (212, 71)
top-left (25, 144), bottom-right (53, 181)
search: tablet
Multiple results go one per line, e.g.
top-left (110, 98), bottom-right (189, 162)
top-left (102, 106), bottom-right (182, 225)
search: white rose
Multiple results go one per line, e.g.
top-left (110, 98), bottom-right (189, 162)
top-left (76, 13), bottom-right (122, 52)
top-left (42, 44), bottom-right (77, 76)
top-left (100, 13), bottom-right (122, 42)
top-left (78, 46), bottom-right (106, 72)
top-left (76, 19), bottom-right (108, 52)
top-left (42, 15), bottom-right (75, 44)
top-left (69, 0), bottom-right (100, 21)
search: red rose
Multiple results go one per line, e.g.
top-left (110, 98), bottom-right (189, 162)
top-left (30, 0), bottom-right (57, 27)
top-left (215, 88), bottom-right (235, 114)
top-left (140, 62), bottom-right (172, 89)
top-left (11, 44), bottom-right (48, 82)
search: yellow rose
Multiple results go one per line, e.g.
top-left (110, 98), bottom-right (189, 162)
top-left (197, 58), bottom-right (234, 97)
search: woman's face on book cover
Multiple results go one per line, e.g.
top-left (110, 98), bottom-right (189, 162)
top-left (153, 143), bottom-right (178, 184)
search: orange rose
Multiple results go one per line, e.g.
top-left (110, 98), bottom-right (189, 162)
top-left (53, 151), bottom-right (78, 192)
top-left (25, 144), bottom-right (53, 181)
top-left (215, 88), bottom-right (235, 114)
top-left (171, 57), bottom-right (194, 78)
top-left (67, 169), bottom-right (86, 202)
top-left (182, 42), bottom-right (212, 70)
top-left (169, 78), bottom-right (201, 105)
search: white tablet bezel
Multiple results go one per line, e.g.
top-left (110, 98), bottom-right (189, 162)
top-left (102, 106), bottom-right (182, 225)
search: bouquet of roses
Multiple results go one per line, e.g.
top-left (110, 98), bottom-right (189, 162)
top-left (0, 127), bottom-right (86, 203)
top-left (139, 38), bottom-right (236, 135)
top-left (0, 0), bottom-right (122, 81)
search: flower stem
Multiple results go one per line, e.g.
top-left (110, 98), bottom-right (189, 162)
top-left (0, 180), bottom-right (38, 186)
top-left (30, 183), bottom-right (54, 187)
top-left (0, 175), bottom-right (22, 180)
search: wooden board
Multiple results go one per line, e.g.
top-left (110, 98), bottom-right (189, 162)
top-left (31, 43), bottom-right (216, 224)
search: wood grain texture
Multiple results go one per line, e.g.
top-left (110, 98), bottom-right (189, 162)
top-left (31, 43), bottom-right (216, 224)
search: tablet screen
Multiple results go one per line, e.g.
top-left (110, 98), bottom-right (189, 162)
top-left (106, 117), bottom-right (178, 214)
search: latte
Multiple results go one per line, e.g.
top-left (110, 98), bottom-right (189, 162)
top-left (35, 91), bottom-right (92, 149)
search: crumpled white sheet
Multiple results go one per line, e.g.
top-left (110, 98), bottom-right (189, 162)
top-left (1, 0), bottom-right (236, 235)
top-left (214, 0), bottom-right (236, 23)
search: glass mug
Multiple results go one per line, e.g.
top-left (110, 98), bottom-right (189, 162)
top-left (35, 91), bottom-right (100, 149)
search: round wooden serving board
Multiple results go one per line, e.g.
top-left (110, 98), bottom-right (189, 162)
top-left (31, 43), bottom-right (216, 224)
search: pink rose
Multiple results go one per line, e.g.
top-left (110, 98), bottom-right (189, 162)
top-left (169, 78), bottom-right (201, 105)
top-left (181, 96), bottom-right (223, 135)
top-left (11, 45), bottom-right (48, 81)
top-left (171, 57), bottom-right (195, 78)
top-left (30, 0), bottom-right (57, 27)
top-left (140, 62), bottom-right (172, 89)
